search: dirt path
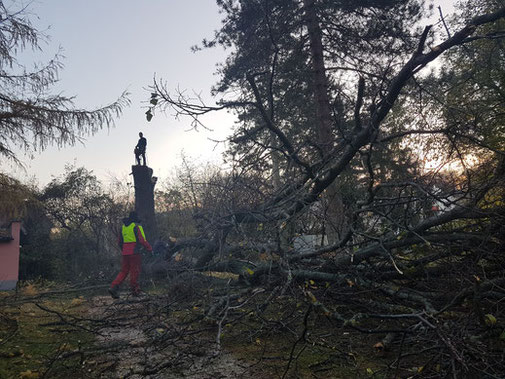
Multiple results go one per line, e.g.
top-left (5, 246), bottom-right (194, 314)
top-left (86, 295), bottom-right (250, 378)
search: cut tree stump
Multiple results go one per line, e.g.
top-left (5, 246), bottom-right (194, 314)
top-left (132, 165), bottom-right (158, 242)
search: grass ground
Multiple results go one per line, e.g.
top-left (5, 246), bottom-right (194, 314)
top-left (0, 280), bottom-right (377, 378)
top-left (0, 284), bottom-right (93, 378)
top-left (2, 277), bottom-right (502, 378)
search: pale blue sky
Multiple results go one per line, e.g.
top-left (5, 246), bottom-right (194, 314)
top-left (3, 0), bottom-right (455, 187)
top-left (5, 0), bottom-right (235, 186)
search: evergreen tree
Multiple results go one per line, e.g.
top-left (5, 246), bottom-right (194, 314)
top-left (0, 2), bottom-right (129, 163)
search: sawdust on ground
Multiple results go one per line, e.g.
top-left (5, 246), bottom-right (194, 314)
top-left (86, 295), bottom-right (250, 378)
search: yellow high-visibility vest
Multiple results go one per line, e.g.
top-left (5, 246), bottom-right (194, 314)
top-left (121, 223), bottom-right (146, 243)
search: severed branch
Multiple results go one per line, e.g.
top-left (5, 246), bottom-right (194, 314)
top-left (35, 303), bottom-right (105, 336)
top-left (438, 6), bottom-right (452, 38)
top-left (281, 303), bottom-right (312, 379)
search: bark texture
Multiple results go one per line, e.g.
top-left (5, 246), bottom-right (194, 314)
top-left (132, 165), bottom-right (158, 242)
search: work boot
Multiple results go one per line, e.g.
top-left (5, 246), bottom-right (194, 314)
top-left (108, 286), bottom-right (120, 299)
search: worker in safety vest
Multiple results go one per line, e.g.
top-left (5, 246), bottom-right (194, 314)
top-left (109, 211), bottom-right (152, 298)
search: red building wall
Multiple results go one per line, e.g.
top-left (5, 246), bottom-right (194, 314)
top-left (0, 221), bottom-right (21, 290)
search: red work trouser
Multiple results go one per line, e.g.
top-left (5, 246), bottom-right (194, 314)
top-left (111, 254), bottom-right (141, 293)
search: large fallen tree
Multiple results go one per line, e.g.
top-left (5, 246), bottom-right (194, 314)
top-left (147, 0), bottom-right (505, 376)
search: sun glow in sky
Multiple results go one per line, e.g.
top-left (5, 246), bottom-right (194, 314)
top-left (423, 154), bottom-right (480, 174)
top-left (1, 0), bottom-right (456, 187)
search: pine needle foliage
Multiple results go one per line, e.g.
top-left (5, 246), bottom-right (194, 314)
top-left (0, 1), bottom-right (130, 164)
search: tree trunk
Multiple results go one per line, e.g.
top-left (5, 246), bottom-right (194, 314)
top-left (303, 0), bottom-right (334, 154)
top-left (303, 0), bottom-right (347, 242)
top-left (132, 165), bottom-right (158, 243)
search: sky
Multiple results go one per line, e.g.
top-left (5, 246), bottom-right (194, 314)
top-left (3, 0), bottom-right (235, 186)
top-left (2, 0), bottom-right (456, 187)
